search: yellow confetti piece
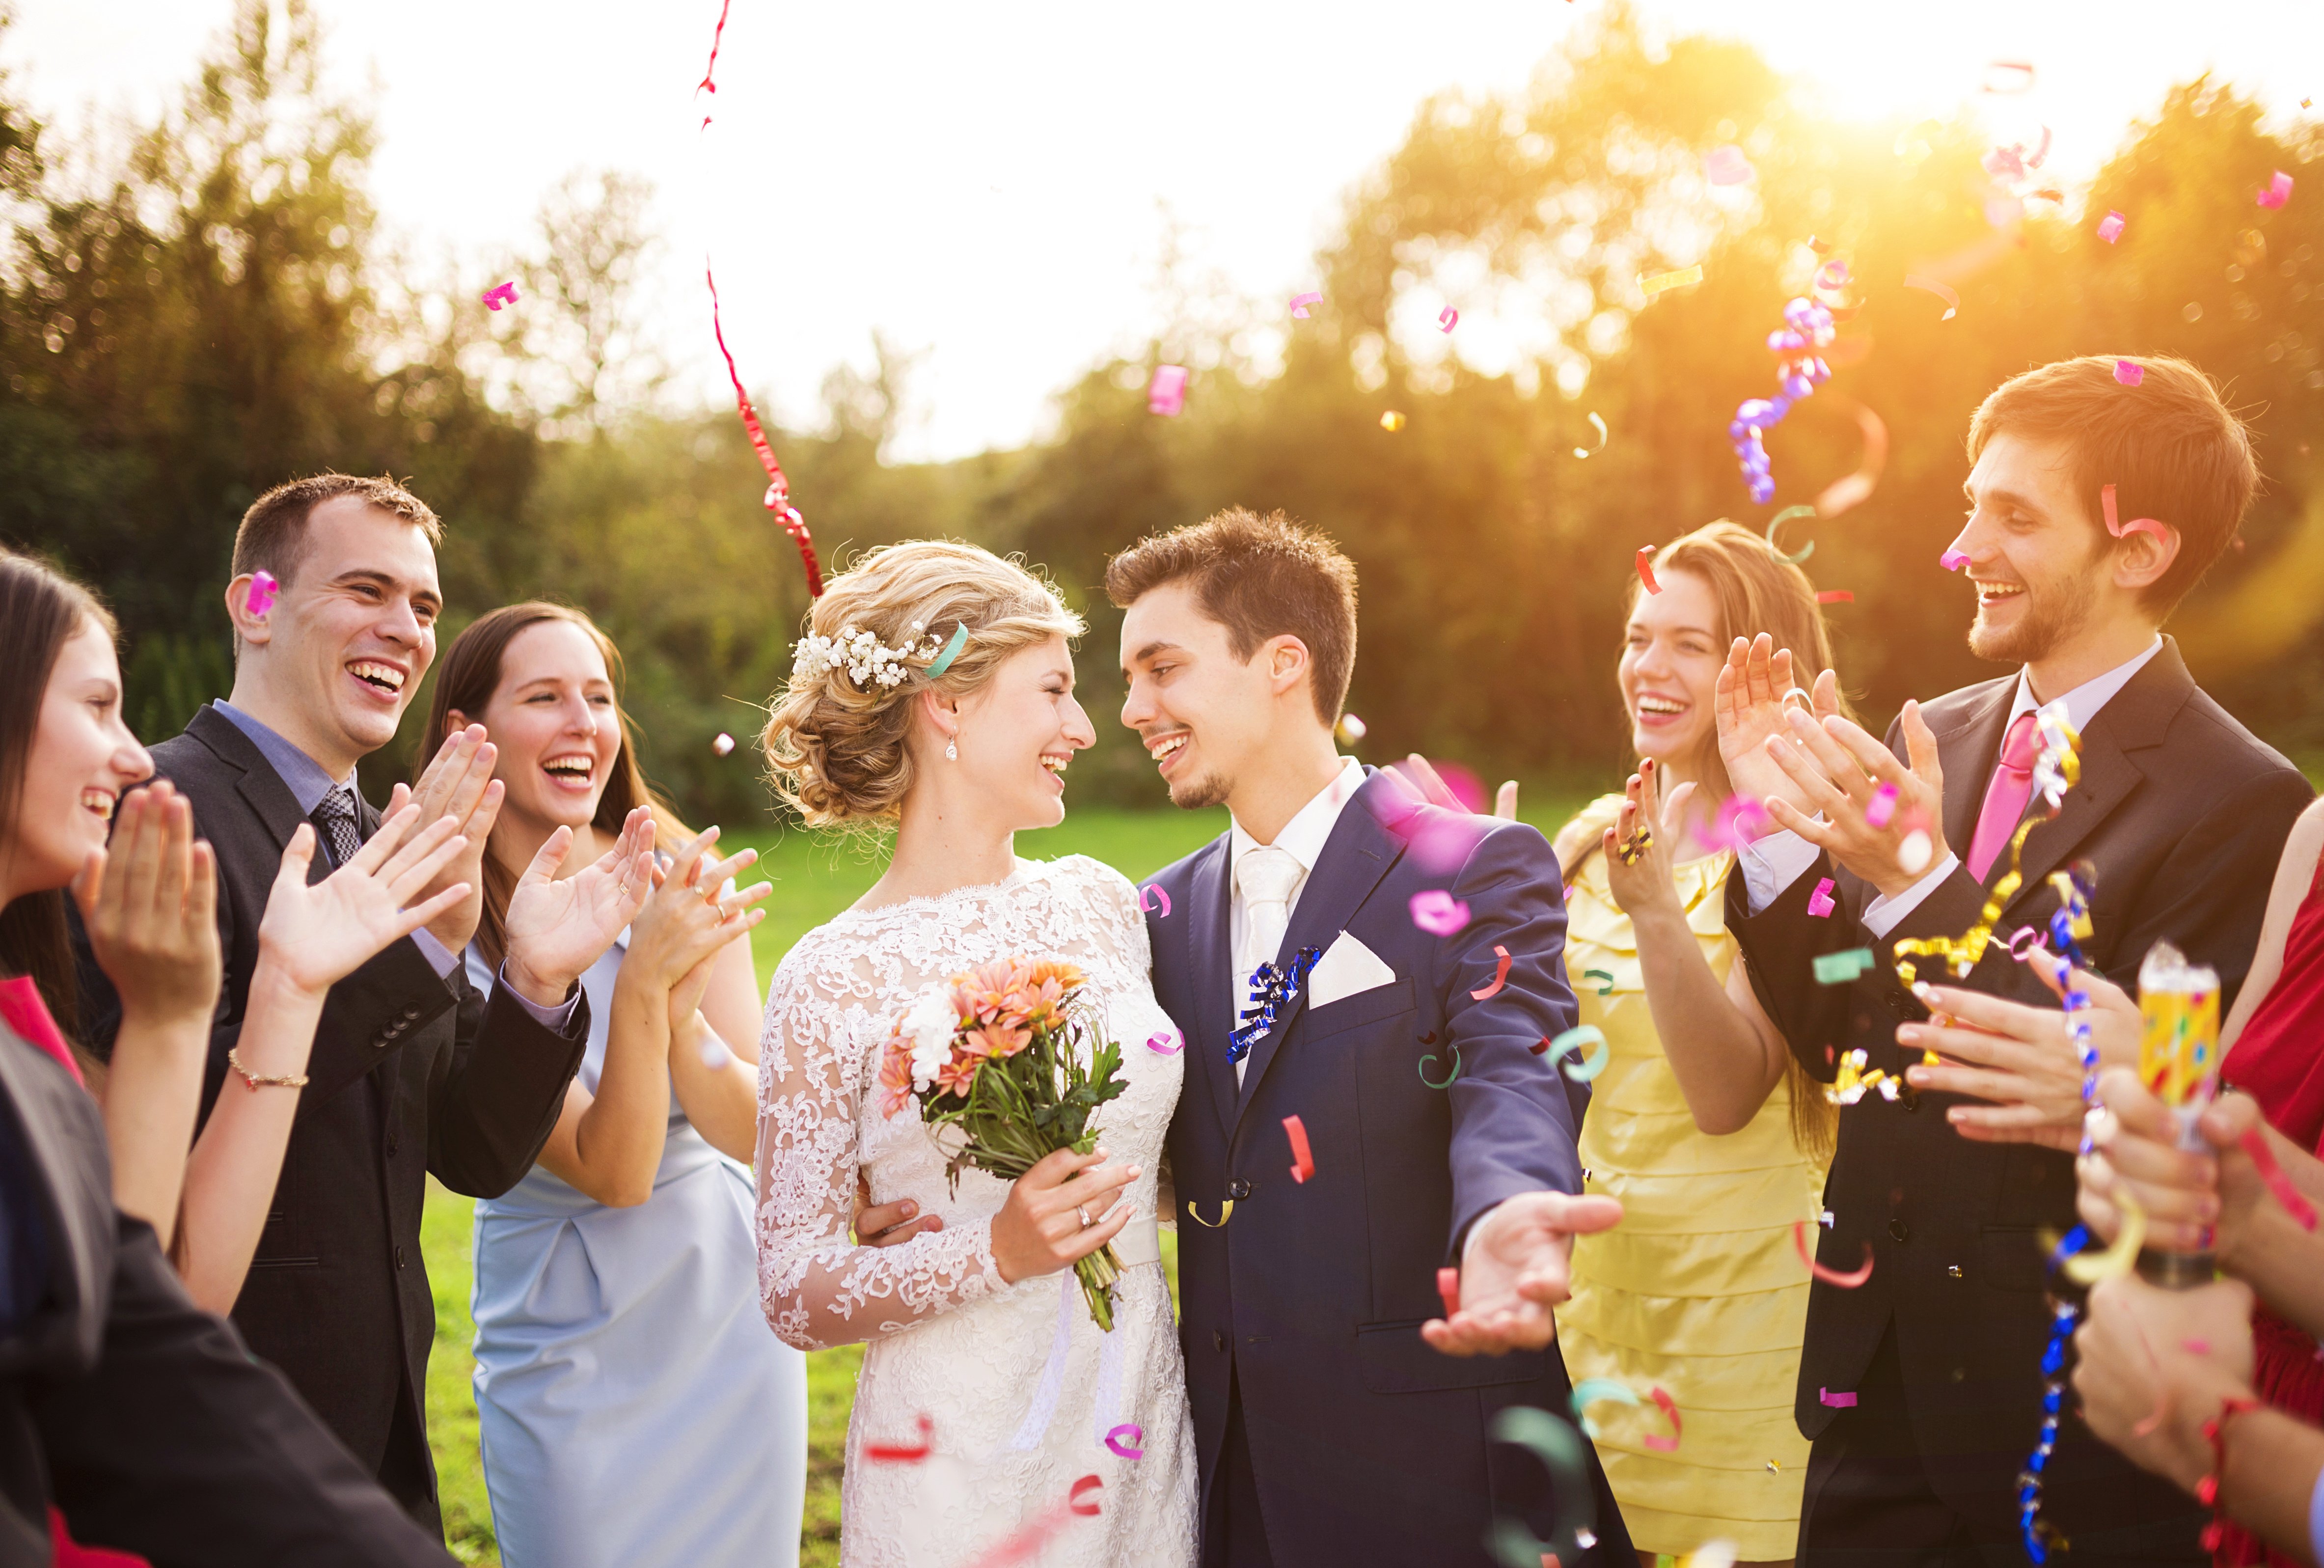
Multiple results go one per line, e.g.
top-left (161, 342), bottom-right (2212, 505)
top-left (1187, 1199), bottom-right (1234, 1227)
top-left (1640, 265), bottom-right (1704, 297)
top-left (2062, 1191), bottom-right (2145, 1285)
top-left (1379, 411), bottom-right (1406, 432)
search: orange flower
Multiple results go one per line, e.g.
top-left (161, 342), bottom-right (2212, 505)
top-left (969, 1020), bottom-right (1032, 1060)
top-left (876, 1035), bottom-right (917, 1119)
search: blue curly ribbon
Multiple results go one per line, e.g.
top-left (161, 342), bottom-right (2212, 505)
top-left (1229, 947), bottom-right (1322, 1064)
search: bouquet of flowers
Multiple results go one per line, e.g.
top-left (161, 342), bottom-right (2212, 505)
top-left (878, 956), bottom-right (1131, 1330)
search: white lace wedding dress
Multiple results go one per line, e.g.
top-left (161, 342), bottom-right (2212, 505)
top-left (754, 854), bottom-right (1197, 1568)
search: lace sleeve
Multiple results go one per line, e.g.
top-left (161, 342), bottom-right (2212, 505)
top-left (752, 943), bottom-right (1007, 1350)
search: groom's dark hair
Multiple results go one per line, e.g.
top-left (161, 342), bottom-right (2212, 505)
top-left (1105, 508), bottom-right (1357, 725)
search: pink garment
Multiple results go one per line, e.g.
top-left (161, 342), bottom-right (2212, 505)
top-left (1966, 711), bottom-right (2040, 881)
top-left (0, 980), bottom-right (149, 1568)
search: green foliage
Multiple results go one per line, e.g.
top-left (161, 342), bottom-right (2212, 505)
top-left (7, 0), bottom-right (2320, 829)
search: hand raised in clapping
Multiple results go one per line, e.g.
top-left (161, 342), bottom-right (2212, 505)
top-left (500, 807), bottom-right (657, 1008)
top-left (253, 804), bottom-right (474, 998)
top-left (619, 825), bottom-right (770, 1032)
top-left (1714, 634), bottom-right (1841, 824)
top-left (71, 782), bottom-right (221, 1032)
top-left (1598, 758), bottom-right (1696, 921)
top-left (387, 723), bottom-right (504, 954)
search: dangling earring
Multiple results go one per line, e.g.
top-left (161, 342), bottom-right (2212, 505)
top-left (945, 737), bottom-right (958, 761)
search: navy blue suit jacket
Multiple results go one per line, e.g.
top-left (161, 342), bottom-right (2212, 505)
top-left (1146, 768), bottom-right (1631, 1567)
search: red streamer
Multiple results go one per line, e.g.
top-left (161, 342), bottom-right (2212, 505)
top-left (1470, 945), bottom-right (1513, 1000)
top-left (2240, 1127), bottom-right (2321, 1231)
top-left (1636, 546), bottom-right (1662, 595)
top-left (697, 0), bottom-right (731, 98)
top-left (1283, 1114), bottom-right (1315, 1184)
top-left (865, 1413), bottom-right (933, 1462)
top-left (1436, 1266), bottom-right (1462, 1318)
top-left (1816, 590), bottom-right (1855, 604)
top-left (1642, 1385), bottom-right (1681, 1452)
top-left (706, 265), bottom-right (824, 596)
top-left (1068, 1475), bottom-right (1103, 1517)
top-left (1792, 1219), bottom-right (1874, 1287)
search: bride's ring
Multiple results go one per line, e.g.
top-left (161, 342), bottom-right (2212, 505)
top-left (1075, 1204), bottom-right (1092, 1230)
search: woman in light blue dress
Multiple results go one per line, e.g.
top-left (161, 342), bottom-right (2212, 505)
top-left (418, 603), bottom-right (807, 1568)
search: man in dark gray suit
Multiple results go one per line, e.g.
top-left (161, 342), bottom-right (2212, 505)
top-left (74, 473), bottom-right (647, 1531)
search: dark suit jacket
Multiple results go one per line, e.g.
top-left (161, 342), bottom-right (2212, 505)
top-left (0, 1022), bottom-right (453, 1567)
top-left (1146, 769), bottom-right (1631, 1568)
top-left (71, 703), bottom-right (587, 1529)
top-left (1728, 638), bottom-right (2311, 1543)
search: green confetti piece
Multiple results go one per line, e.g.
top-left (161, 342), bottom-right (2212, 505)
top-left (1813, 947), bottom-right (1876, 985)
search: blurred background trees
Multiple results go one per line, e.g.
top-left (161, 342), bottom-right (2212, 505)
top-left (7, 0), bottom-right (2321, 827)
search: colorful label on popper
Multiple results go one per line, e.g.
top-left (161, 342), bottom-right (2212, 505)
top-left (2136, 940), bottom-right (2221, 1111)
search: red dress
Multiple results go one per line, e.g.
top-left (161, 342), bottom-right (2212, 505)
top-left (0, 977), bottom-right (149, 1568)
top-left (2217, 850), bottom-right (2324, 1568)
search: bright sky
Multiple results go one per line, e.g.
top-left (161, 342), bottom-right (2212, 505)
top-left (9, 0), bottom-right (2319, 461)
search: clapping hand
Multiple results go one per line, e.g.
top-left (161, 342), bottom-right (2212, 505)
top-left (386, 724), bottom-right (504, 954)
top-left (1899, 954), bottom-right (2141, 1152)
top-left (1750, 677), bottom-right (1950, 900)
top-left (71, 782), bottom-right (221, 1032)
top-left (1422, 1192), bottom-right (1623, 1356)
top-left (623, 825), bottom-right (771, 1030)
top-left (1598, 758), bottom-right (1696, 920)
top-left (1714, 634), bottom-right (1842, 820)
top-left (253, 805), bottom-right (474, 997)
top-left (501, 807), bottom-right (657, 1008)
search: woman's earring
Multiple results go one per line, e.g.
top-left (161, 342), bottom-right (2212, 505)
top-left (945, 738), bottom-right (958, 761)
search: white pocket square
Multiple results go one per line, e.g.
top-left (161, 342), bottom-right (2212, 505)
top-left (1308, 931), bottom-right (1397, 1009)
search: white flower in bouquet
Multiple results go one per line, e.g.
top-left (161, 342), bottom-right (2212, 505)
top-left (902, 989), bottom-right (958, 1092)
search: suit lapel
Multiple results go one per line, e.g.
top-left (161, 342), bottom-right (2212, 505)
top-left (2003, 641), bottom-right (2189, 910)
top-left (1233, 773), bottom-right (1403, 1128)
top-left (1185, 837), bottom-right (1240, 1138)
top-left (187, 704), bottom-right (321, 861)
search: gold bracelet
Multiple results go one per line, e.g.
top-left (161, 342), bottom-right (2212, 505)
top-left (227, 1047), bottom-right (309, 1092)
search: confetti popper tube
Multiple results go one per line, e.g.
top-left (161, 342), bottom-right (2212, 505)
top-left (2134, 939), bottom-right (2222, 1287)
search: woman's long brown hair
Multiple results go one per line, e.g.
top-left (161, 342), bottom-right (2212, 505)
top-left (416, 603), bottom-right (686, 971)
top-left (0, 550), bottom-right (119, 1045)
top-left (1626, 519), bottom-right (1847, 1158)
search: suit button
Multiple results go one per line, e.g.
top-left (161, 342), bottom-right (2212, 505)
top-left (1888, 1219), bottom-right (1910, 1242)
top-left (1229, 1179), bottom-right (1252, 1200)
top-left (403, 1006), bottom-right (421, 1021)
top-left (395, 1246), bottom-right (407, 1269)
top-left (1212, 1331), bottom-right (1226, 1352)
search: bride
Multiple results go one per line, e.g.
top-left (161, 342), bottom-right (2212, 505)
top-left (753, 541), bottom-right (1197, 1567)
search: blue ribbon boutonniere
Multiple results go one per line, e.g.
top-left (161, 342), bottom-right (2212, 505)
top-left (1228, 946), bottom-right (1323, 1065)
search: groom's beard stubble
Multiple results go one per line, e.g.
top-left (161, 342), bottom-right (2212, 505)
top-left (1168, 765), bottom-right (1231, 812)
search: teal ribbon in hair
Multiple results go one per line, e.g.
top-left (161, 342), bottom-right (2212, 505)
top-left (923, 621), bottom-right (969, 680)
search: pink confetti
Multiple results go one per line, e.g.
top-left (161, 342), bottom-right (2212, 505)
top-left (1103, 1423), bottom-right (1145, 1458)
top-left (2097, 210), bottom-right (2126, 244)
top-left (1704, 145), bottom-right (1754, 186)
top-left (1637, 546), bottom-right (1662, 595)
top-left (1941, 548), bottom-right (1970, 573)
top-left (1470, 945), bottom-right (1513, 1001)
top-left (1819, 1387), bottom-right (1859, 1408)
top-left (1409, 890), bottom-right (1472, 936)
top-left (1068, 1475), bottom-right (1103, 1516)
top-left (1865, 782), bottom-right (1899, 829)
top-left (1816, 259), bottom-right (1852, 291)
top-left (1808, 877), bottom-right (1837, 918)
top-left (245, 569), bottom-right (279, 618)
top-left (1147, 365), bottom-right (1187, 417)
top-left (1981, 60), bottom-right (2036, 94)
top-left (1289, 292), bottom-right (1322, 319)
top-left (2182, 1338), bottom-right (2212, 1355)
top-left (1436, 1266), bottom-right (1461, 1318)
top-left (480, 281), bottom-right (519, 311)
top-left (1145, 1032), bottom-right (1182, 1055)
top-left (1283, 1114), bottom-right (1315, 1184)
top-left (1816, 590), bottom-right (1854, 604)
top-left (2114, 359), bottom-right (2145, 386)
top-left (2259, 170), bottom-right (2295, 210)
top-left (2240, 1127), bottom-right (2320, 1231)
top-left (1700, 792), bottom-right (1774, 855)
top-left (1438, 306), bottom-right (1458, 332)
top-left (2099, 483), bottom-right (2171, 549)
top-left (1138, 884), bottom-right (1172, 919)
top-left (1642, 1385), bottom-right (1682, 1452)
top-left (1793, 1220), bottom-right (1874, 1287)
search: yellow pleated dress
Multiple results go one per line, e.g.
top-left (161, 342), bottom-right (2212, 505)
top-left (1553, 796), bottom-right (1831, 1560)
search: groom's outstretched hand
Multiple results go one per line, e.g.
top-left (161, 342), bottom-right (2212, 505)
top-left (1422, 1192), bottom-right (1623, 1357)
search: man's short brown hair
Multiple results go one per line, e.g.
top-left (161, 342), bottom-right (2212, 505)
top-left (1967, 355), bottom-right (2258, 617)
top-left (1104, 508), bottom-right (1358, 725)
top-left (229, 472), bottom-right (443, 592)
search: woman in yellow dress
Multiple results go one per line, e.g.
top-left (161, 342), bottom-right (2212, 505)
top-left (1550, 521), bottom-right (1841, 1566)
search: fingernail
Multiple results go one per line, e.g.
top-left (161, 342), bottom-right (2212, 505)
top-left (1897, 1025), bottom-right (1920, 1043)
top-left (900, 1201), bottom-right (915, 1216)
top-left (1907, 1068), bottom-right (1926, 1085)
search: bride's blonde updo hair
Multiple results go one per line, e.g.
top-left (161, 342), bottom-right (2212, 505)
top-left (762, 540), bottom-right (1085, 826)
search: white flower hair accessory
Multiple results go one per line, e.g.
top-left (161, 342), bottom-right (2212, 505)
top-left (791, 621), bottom-right (948, 690)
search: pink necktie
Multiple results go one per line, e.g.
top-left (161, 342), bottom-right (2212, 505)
top-left (1967, 712), bottom-right (2041, 882)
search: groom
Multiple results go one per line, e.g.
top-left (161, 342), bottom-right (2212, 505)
top-left (1108, 509), bottom-right (1631, 1568)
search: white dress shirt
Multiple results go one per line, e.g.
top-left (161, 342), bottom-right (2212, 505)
top-left (1227, 756), bottom-right (1367, 1084)
top-left (1738, 635), bottom-right (2165, 931)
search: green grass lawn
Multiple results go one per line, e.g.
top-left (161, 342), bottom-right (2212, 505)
top-left (420, 791), bottom-right (1590, 1565)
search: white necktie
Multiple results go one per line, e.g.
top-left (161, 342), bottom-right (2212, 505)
top-left (1234, 846), bottom-right (1304, 1082)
